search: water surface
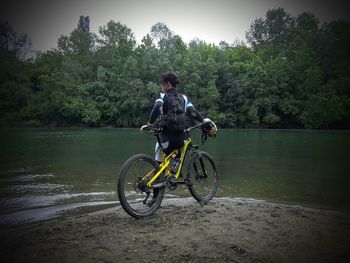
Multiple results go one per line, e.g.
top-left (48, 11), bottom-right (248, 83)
top-left (0, 128), bottom-right (349, 224)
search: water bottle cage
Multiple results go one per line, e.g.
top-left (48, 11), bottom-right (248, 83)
top-left (171, 159), bottom-right (180, 174)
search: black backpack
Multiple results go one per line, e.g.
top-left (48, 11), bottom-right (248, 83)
top-left (163, 92), bottom-right (186, 132)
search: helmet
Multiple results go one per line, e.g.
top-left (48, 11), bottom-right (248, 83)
top-left (202, 121), bottom-right (217, 138)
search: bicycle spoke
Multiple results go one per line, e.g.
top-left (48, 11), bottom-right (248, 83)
top-left (118, 154), bottom-right (165, 218)
top-left (188, 152), bottom-right (218, 202)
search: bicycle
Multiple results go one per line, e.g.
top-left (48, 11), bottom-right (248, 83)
top-left (117, 123), bottom-right (218, 218)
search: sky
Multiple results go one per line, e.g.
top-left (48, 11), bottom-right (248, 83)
top-left (1, 0), bottom-right (350, 52)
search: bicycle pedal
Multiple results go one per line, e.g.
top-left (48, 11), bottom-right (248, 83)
top-left (171, 179), bottom-right (185, 184)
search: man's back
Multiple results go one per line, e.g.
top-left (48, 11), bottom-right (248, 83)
top-left (162, 89), bottom-right (187, 134)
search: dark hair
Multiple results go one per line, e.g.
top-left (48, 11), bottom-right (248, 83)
top-left (160, 72), bottom-right (180, 87)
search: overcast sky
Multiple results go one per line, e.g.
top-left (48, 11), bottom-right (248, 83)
top-left (1, 0), bottom-right (350, 52)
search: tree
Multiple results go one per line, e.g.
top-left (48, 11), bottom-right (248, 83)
top-left (0, 20), bottom-right (32, 60)
top-left (246, 8), bottom-right (294, 52)
top-left (150, 22), bottom-right (172, 49)
top-left (179, 40), bottom-right (220, 120)
top-left (0, 21), bottom-right (33, 126)
top-left (1, 12), bottom-right (349, 129)
top-left (78, 16), bottom-right (90, 32)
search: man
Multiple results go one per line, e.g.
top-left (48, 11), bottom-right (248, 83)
top-left (141, 72), bottom-right (216, 162)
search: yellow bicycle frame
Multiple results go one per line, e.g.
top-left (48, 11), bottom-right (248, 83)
top-left (145, 136), bottom-right (193, 188)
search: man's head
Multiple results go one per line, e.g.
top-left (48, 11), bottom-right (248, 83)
top-left (160, 72), bottom-right (179, 92)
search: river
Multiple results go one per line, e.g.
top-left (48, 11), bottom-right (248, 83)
top-left (0, 128), bottom-right (349, 224)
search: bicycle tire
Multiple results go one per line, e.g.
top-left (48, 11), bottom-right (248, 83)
top-left (117, 154), bottom-right (165, 218)
top-left (187, 151), bottom-right (218, 202)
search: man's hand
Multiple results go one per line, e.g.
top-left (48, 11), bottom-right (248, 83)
top-left (203, 118), bottom-right (217, 137)
top-left (203, 118), bottom-right (211, 123)
top-left (203, 118), bottom-right (217, 129)
top-left (140, 123), bottom-right (152, 132)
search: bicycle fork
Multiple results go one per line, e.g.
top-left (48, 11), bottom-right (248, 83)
top-left (193, 154), bottom-right (208, 180)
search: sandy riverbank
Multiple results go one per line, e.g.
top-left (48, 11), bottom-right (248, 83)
top-left (1, 197), bottom-right (350, 263)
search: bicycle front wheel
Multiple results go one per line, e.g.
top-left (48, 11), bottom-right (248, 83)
top-left (187, 151), bottom-right (218, 202)
top-left (117, 154), bottom-right (165, 218)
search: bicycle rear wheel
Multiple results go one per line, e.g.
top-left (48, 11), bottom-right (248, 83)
top-left (117, 154), bottom-right (165, 218)
top-left (187, 151), bottom-right (218, 202)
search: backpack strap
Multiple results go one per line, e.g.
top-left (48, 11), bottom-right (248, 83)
top-left (156, 93), bottom-right (165, 104)
top-left (182, 95), bottom-right (194, 112)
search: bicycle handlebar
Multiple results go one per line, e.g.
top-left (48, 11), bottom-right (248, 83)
top-left (185, 123), bottom-right (203, 132)
top-left (141, 123), bottom-right (203, 135)
top-left (140, 126), bottom-right (162, 135)
top-left (141, 123), bottom-right (209, 147)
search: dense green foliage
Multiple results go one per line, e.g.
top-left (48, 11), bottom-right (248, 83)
top-left (1, 10), bottom-right (349, 129)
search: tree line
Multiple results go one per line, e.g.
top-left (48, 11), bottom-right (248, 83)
top-left (0, 8), bottom-right (349, 129)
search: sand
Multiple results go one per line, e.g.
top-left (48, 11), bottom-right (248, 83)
top-left (1, 197), bottom-right (350, 263)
